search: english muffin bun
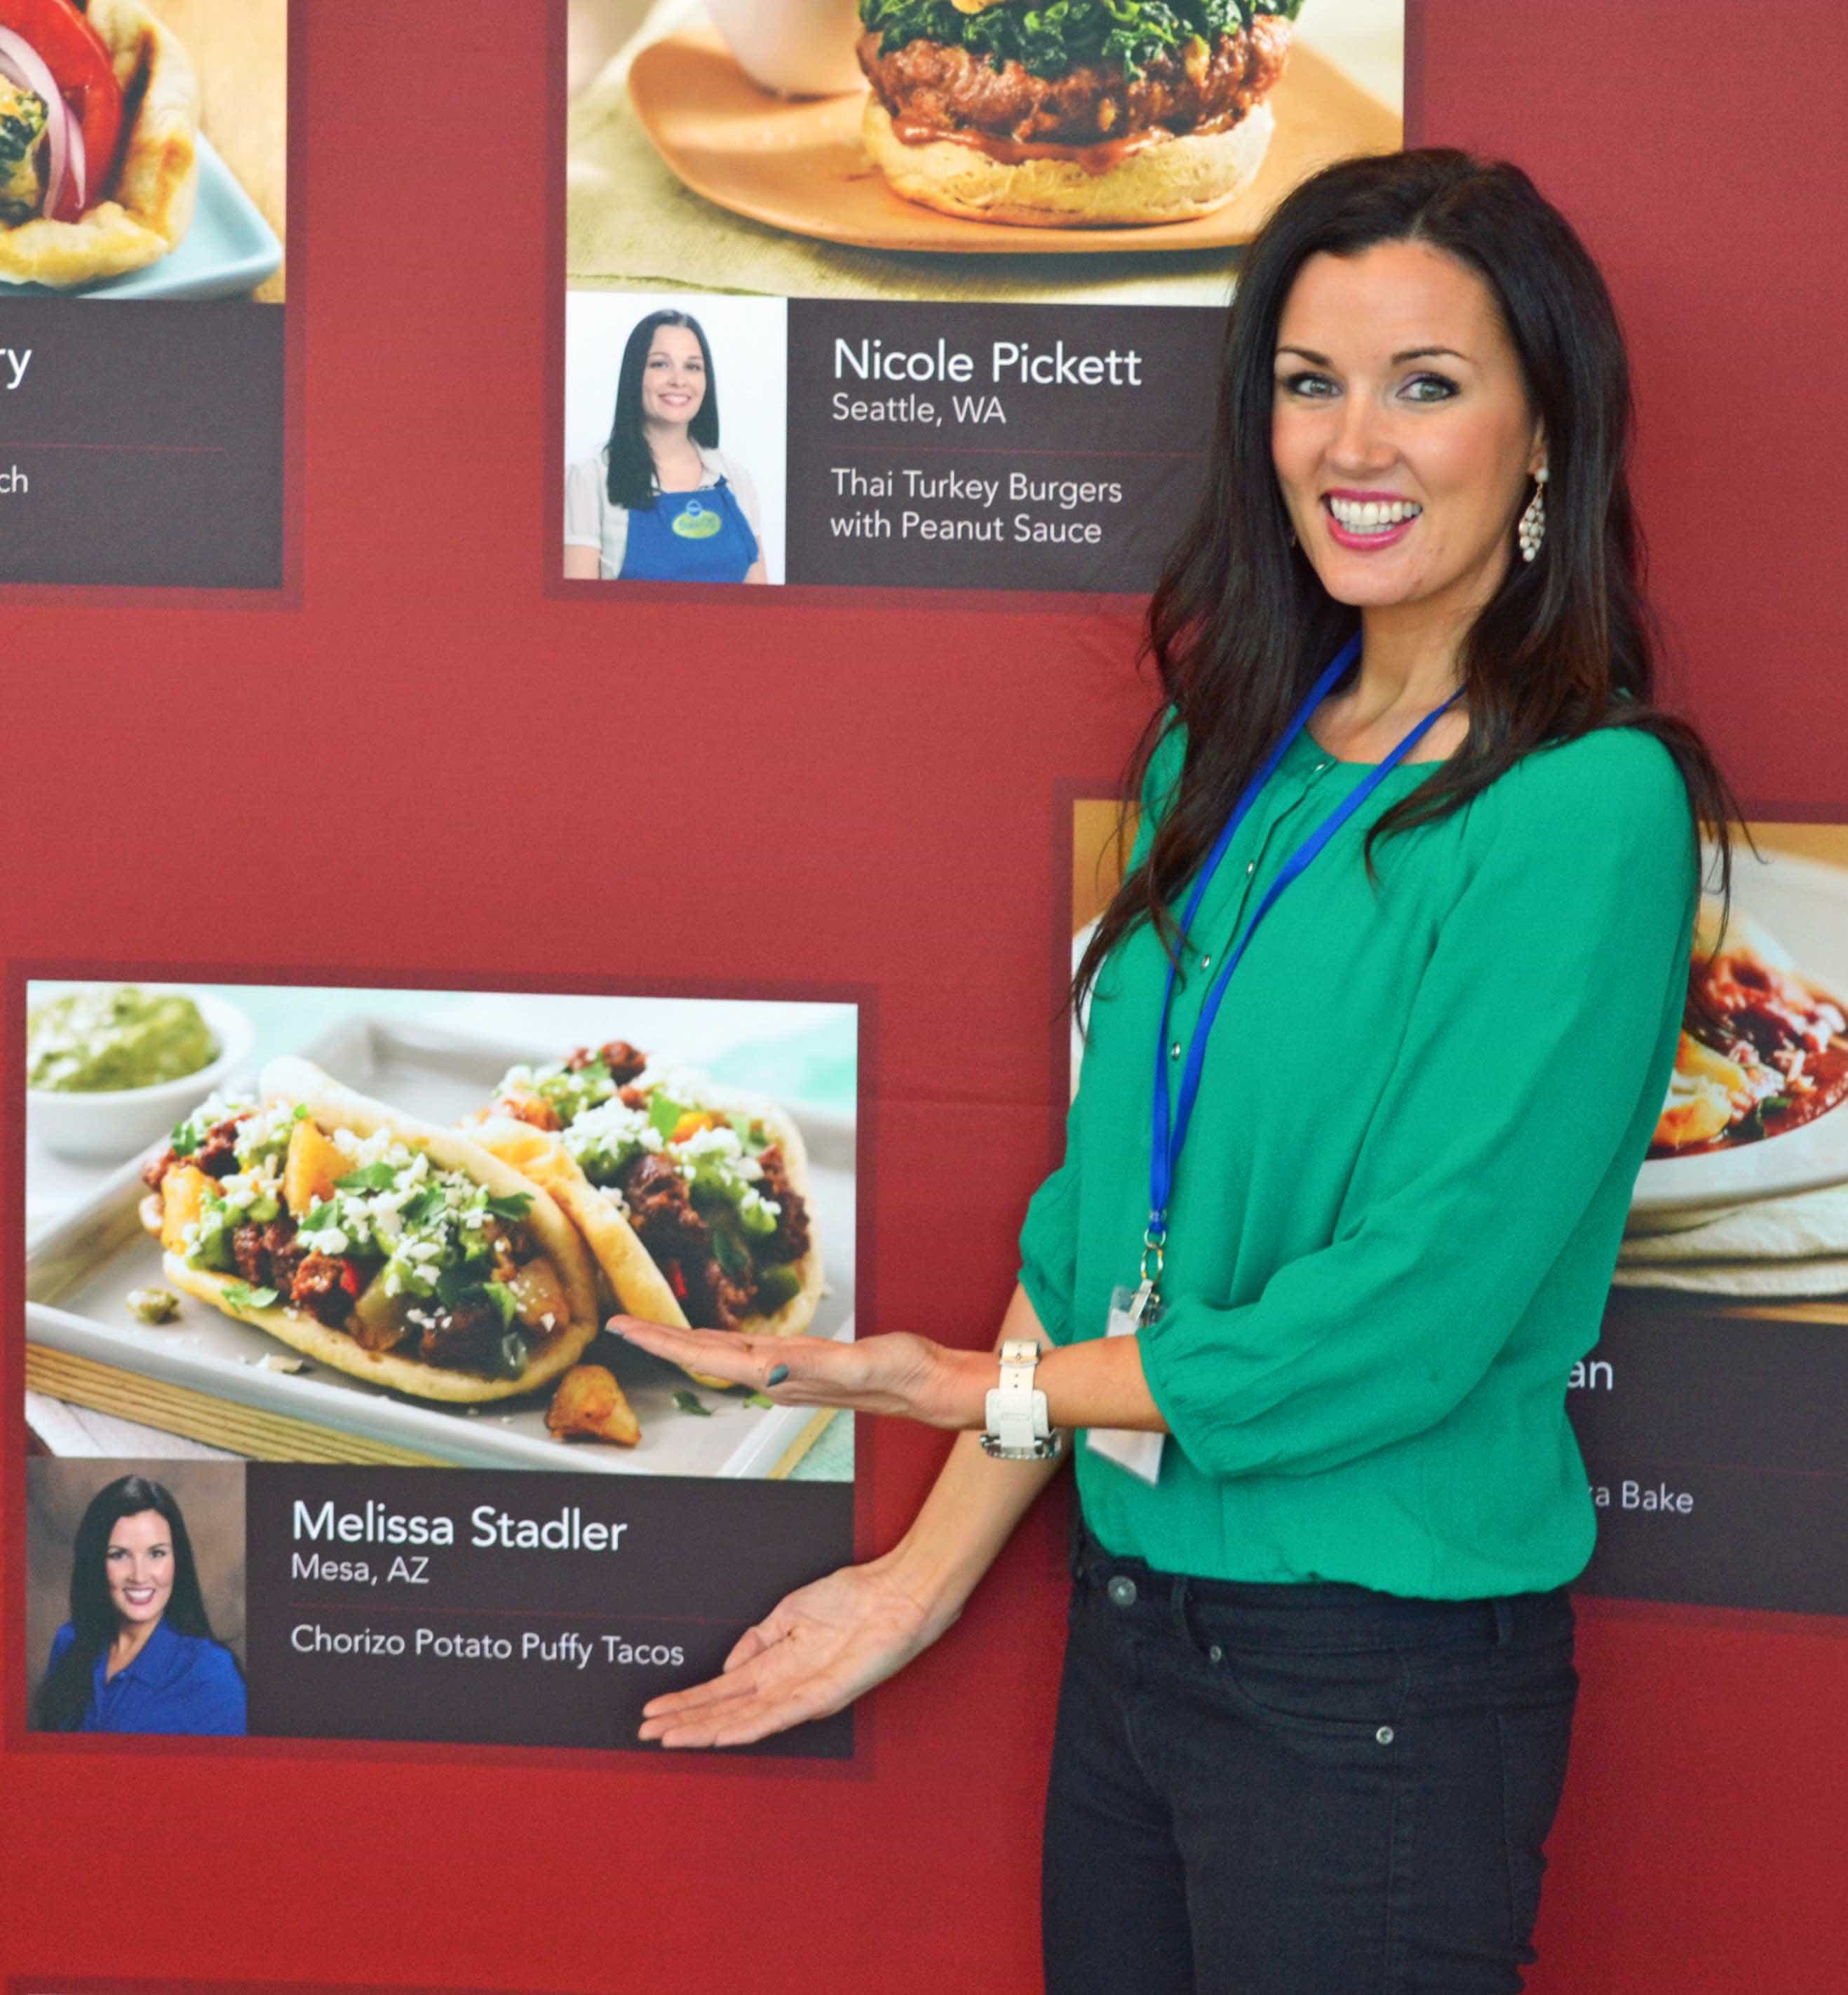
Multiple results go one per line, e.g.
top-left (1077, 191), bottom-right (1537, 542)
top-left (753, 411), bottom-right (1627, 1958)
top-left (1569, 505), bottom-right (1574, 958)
top-left (861, 95), bottom-right (1274, 229)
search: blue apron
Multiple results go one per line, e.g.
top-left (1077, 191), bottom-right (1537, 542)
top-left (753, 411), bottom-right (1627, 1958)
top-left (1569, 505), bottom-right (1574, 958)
top-left (618, 478), bottom-right (760, 583)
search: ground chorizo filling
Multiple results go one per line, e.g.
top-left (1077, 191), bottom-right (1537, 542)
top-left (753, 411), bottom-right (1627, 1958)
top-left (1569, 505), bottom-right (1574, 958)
top-left (491, 1044), bottom-right (814, 1332)
top-left (146, 1097), bottom-right (571, 1378)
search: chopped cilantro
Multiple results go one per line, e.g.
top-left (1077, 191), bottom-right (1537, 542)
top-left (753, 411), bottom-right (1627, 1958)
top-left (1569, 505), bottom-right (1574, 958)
top-left (434, 1264), bottom-right (482, 1308)
top-left (223, 1282), bottom-right (279, 1310)
top-left (649, 1093), bottom-right (690, 1141)
top-left (673, 1389), bottom-right (713, 1417)
top-left (335, 1161), bottom-right (399, 1192)
top-left (486, 1191), bottom-right (534, 1222)
top-left (858, 0), bottom-right (1301, 79)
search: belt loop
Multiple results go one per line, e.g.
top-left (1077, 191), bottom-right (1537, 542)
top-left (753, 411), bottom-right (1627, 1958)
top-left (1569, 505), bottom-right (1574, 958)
top-left (1494, 1598), bottom-right (1516, 1648)
top-left (1171, 1574), bottom-right (1192, 1641)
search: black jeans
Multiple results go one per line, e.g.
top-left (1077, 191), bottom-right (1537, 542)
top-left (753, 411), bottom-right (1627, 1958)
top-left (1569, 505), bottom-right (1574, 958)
top-left (1042, 1532), bottom-right (1577, 1994)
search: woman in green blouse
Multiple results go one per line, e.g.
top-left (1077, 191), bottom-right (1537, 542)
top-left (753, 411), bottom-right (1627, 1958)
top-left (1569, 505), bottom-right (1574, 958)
top-left (618, 149), bottom-right (1735, 1991)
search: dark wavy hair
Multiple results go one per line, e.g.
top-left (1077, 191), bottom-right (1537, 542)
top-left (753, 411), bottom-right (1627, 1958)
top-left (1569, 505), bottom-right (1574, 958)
top-left (603, 309), bottom-right (720, 513)
top-left (31, 1475), bottom-right (227, 1732)
top-left (1077, 147), bottom-right (1736, 1002)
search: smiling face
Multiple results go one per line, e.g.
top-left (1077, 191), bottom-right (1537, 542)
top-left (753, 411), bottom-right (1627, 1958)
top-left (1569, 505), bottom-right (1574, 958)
top-left (104, 1510), bottom-right (175, 1632)
top-left (1270, 240), bottom-right (1546, 627)
top-left (639, 325), bottom-right (707, 431)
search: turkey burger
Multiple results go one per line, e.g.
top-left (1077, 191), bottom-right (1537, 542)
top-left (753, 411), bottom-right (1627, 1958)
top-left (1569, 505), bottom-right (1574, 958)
top-left (856, 0), bottom-right (1304, 229)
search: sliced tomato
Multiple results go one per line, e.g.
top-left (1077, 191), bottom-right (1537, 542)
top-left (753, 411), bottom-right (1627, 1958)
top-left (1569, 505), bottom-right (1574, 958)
top-left (0, 0), bottom-right (121, 218)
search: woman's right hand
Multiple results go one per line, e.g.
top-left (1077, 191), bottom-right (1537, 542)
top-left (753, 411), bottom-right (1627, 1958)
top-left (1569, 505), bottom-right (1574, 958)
top-left (638, 1558), bottom-right (943, 1749)
top-left (639, 1287), bottom-right (1066, 1748)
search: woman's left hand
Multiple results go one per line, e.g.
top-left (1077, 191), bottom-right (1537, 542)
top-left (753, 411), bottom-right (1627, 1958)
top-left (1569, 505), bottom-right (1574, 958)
top-left (609, 1318), bottom-right (985, 1430)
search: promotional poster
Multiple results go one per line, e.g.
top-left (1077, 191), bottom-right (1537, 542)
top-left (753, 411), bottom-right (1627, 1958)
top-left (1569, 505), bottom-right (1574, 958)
top-left (0, 0), bottom-right (290, 590)
top-left (8, 6), bottom-right (1848, 1991)
top-left (560, 0), bottom-right (1404, 594)
top-left (22, 980), bottom-right (858, 1754)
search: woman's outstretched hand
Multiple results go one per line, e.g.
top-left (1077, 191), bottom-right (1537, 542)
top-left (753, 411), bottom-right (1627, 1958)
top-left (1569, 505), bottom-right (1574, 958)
top-left (609, 1317), bottom-right (986, 1430)
top-left (638, 1559), bottom-right (942, 1748)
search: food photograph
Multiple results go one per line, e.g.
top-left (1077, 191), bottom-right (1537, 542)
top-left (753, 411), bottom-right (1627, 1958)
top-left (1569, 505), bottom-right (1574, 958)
top-left (25, 982), bottom-right (858, 1477)
top-left (565, 0), bottom-right (1403, 308)
top-left (1616, 824), bottom-right (1848, 1299)
top-left (1070, 809), bottom-right (1848, 1313)
top-left (0, 0), bottom-right (283, 298)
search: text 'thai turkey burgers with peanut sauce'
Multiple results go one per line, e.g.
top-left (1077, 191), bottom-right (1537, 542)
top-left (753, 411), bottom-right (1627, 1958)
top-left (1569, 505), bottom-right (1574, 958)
top-left (855, 0), bottom-right (1304, 228)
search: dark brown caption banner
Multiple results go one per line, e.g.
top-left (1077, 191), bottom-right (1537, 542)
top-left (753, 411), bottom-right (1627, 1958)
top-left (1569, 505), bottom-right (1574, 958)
top-left (784, 300), bottom-right (1219, 593)
top-left (245, 1466), bottom-right (854, 1755)
top-left (0, 302), bottom-right (283, 590)
top-left (1569, 1294), bottom-right (1848, 1614)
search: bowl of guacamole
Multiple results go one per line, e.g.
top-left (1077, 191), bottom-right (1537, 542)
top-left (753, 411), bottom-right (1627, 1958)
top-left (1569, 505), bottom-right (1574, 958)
top-left (27, 984), bottom-right (257, 1161)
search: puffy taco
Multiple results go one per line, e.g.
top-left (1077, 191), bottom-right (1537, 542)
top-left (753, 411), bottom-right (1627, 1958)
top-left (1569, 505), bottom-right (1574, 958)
top-left (137, 1056), bottom-right (601, 1403)
top-left (469, 1041), bottom-right (822, 1382)
top-left (0, 0), bottom-right (198, 288)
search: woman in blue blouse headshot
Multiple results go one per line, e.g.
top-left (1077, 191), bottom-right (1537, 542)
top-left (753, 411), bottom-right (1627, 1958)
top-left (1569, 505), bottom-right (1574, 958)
top-left (564, 308), bottom-right (769, 586)
top-left (32, 1474), bottom-right (247, 1737)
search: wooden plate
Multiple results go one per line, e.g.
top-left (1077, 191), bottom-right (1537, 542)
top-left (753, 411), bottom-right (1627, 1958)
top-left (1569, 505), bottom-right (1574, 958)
top-left (629, 27), bottom-right (1401, 257)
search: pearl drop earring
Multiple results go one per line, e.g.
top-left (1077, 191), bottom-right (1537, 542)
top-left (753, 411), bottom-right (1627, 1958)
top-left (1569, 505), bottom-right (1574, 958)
top-left (1518, 464), bottom-right (1548, 563)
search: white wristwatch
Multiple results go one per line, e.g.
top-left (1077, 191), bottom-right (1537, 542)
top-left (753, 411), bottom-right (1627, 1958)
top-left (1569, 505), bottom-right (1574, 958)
top-left (980, 1339), bottom-right (1061, 1461)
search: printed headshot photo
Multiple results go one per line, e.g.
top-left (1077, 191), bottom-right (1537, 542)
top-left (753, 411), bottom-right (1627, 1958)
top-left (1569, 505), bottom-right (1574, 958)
top-left (27, 1459), bottom-right (248, 1737)
top-left (562, 291), bottom-right (788, 584)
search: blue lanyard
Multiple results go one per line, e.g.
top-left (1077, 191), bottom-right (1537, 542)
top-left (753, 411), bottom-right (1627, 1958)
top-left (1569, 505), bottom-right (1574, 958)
top-left (1146, 637), bottom-right (1459, 1266)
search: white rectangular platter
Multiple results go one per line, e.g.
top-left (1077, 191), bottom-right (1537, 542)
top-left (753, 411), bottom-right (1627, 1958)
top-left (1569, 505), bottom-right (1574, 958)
top-left (25, 1013), bottom-right (855, 1478)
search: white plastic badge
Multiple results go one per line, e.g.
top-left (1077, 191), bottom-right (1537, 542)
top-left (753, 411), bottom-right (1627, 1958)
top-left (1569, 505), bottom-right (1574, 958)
top-left (1084, 1285), bottom-right (1166, 1486)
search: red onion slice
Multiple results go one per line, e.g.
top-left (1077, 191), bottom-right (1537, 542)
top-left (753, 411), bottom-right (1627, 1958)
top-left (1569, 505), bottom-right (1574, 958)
top-left (63, 109), bottom-right (85, 215)
top-left (0, 27), bottom-right (72, 221)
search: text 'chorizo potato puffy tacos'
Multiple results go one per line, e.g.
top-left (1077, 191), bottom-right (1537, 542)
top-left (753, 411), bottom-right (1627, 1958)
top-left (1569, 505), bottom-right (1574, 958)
top-left (469, 1041), bottom-right (823, 1381)
top-left (0, 0), bottom-right (198, 286)
top-left (137, 1056), bottom-right (600, 1402)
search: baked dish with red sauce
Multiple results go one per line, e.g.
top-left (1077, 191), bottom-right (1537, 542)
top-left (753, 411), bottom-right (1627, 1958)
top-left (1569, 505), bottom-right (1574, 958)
top-left (1652, 921), bottom-right (1848, 1157)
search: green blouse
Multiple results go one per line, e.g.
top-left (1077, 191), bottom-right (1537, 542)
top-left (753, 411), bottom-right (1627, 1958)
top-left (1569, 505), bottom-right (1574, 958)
top-left (1020, 718), bottom-right (1698, 1598)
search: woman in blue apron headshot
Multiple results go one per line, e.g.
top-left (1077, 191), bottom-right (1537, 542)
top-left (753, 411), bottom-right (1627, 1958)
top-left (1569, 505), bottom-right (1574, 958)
top-left (611, 151), bottom-right (1739, 1993)
top-left (32, 1473), bottom-right (246, 1737)
top-left (564, 309), bottom-right (767, 586)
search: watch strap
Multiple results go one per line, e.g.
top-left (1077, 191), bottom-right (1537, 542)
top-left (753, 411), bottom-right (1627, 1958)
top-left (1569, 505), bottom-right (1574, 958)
top-left (982, 1339), bottom-right (1058, 1460)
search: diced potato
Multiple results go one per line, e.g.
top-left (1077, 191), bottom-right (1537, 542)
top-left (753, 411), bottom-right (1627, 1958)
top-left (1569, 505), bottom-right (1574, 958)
top-left (349, 1269), bottom-right (410, 1351)
top-left (495, 1085), bottom-right (561, 1133)
top-left (1676, 1031), bottom-right (1748, 1092)
top-left (546, 1365), bottom-right (641, 1447)
top-left (159, 1165), bottom-right (213, 1252)
top-left (504, 1256), bottom-right (572, 1336)
top-left (283, 1116), bottom-right (348, 1219)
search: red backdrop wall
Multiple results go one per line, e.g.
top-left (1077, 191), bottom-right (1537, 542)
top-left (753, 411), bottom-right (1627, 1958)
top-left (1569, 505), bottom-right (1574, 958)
top-left (4, 3), bottom-right (1845, 1990)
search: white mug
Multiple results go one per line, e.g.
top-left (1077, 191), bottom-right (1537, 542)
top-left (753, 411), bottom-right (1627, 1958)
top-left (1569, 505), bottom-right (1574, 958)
top-left (706, 0), bottom-right (868, 98)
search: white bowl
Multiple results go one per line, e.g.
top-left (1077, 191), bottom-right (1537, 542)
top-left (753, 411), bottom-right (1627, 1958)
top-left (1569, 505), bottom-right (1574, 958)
top-left (26, 987), bottom-right (259, 1163)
